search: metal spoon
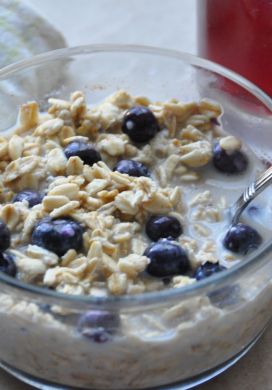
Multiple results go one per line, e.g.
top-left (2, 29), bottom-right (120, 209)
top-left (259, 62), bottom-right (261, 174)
top-left (230, 165), bottom-right (272, 225)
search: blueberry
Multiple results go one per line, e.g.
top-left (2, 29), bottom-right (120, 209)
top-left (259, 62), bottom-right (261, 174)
top-left (78, 310), bottom-right (119, 343)
top-left (31, 218), bottom-right (84, 257)
top-left (145, 215), bottom-right (182, 241)
top-left (223, 223), bottom-right (262, 254)
top-left (210, 117), bottom-right (220, 126)
top-left (144, 239), bottom-right (190, 277)
top-left (13, 189), bottom-right (43, 208)
top-left (247, 205), bottom-right (259, 216)
top-left (213, 143), bottom-right (248, 174)
top-left (0, 220), bottom-right (10, 252)
top-left (122, 106), bottom-right (159, 143)
top-left (0, 253), bottom-right (17, 277)
top-left (194, 262), bottom-right (226, 281)
top-left (113, 159), bottom-right (150, 177)
top-left (64, 141), bottom-right (101, 166)
top-left (208, 285), bottom-right (240, 308)
top-left (38, 303), bottom-right (51, 313)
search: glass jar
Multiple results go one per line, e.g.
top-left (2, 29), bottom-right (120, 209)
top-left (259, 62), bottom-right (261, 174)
top-left (197, 0), bottom-right (272, 97)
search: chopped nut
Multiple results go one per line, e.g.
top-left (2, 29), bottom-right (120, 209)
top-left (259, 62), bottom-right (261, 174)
top-left (115, 190), bottom-right (143, 215)
top-left (59, 126), bottom-right (76, 142)
top-left (4, 156), bottom-right (40, 182)
top-left (118, 254), bottom-right (149, 278)
top-left (85, 179), bottom-right (109, 196)
top-left (87, 241), bottom-right (103, 259)
top-left (8, 135), bottom-right (24, 160)
top-left (172, 276), bottom-right (196, 288)
top-left (0, 204), bottom-right (21, 230)
top-left (43, 195), bottom-right (70, 211)
top-left (50, 201), bottom-right (80, 218)
top-left (43, 267), bottom-right (78, 286)
top-left (47, 148), bottom-right (67, 175)
top-left (179, 173), bottom-right (200, 182)
top-left (17, 101), bottom-right (39, 132)
top-left (199, 98), bottom-right (222, 118)
top-left (107, 90), bottom-right (134, 108)
top-left (49, 183), bottom-right (79, 200)
top-left (180, 125), bottom-right (205, 141)
top-left (35, 118), bottom-right (64, 136)
top-left (219, 136), bottom-right (241, 153)
top-left (143, 192), bottom-right (172, 213)
top-left (61, 249), bottom-right (78, 266)
top-left (13, 254), bottom-right (46, 283)
top-left (180, 140), bottom-right (212, 168)
top-left (62, 135), bottom-right (89, 145)
top-left (107, 272), bottom-right (128, 295)
top-left (22, 209), bottom-right (41, 239)
top-left (48, 97), bottom-right (70, 107)
top-left (66, 158), bottom-right (83, 179)
top-left (26, 245), bottom-right (59, 266)
top-left (98, 134), bottom-right (127, 156)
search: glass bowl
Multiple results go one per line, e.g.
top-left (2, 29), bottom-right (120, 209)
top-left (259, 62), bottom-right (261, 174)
top-left (0, 44), bottom-right (272, 390)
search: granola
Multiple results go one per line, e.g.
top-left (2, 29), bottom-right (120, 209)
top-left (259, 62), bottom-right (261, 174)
top-left (0, 90), bottom-right (265, 296)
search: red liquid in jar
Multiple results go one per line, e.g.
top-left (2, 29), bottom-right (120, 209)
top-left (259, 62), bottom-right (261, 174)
top-left (197, 0), bottom-right (272, 97)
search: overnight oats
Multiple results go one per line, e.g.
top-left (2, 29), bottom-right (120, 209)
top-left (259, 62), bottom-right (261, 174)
top-left (0, 89), bottom-right (271, 389)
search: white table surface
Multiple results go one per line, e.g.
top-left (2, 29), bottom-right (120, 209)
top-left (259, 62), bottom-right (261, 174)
top-left (2, 1), bottom-right (271, 389)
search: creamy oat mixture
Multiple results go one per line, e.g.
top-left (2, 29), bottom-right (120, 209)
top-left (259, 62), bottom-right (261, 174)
top-left (0, 90), bottom-right (265, 296)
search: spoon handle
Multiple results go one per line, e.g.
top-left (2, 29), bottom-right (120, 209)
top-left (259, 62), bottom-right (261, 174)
top-left (231, 165), bottom-right (272, 225)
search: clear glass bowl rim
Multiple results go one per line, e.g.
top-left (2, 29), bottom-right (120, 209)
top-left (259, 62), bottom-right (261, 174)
top-left (0, 43), bottom-right (272, 308)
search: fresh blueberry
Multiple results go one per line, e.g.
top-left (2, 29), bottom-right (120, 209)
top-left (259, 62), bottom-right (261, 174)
top-left (213, 143), bottom-right (248, 174)
top-left (0, 253), bottom-right (17, 277)
top-left (64, 141), bottom-right (101, 166)
top-left (247, 205), bottom-right (259, 216)
top-left (78, 310), bottom-right (119, 343)
top-left (113, 159), bottom-right (150, 177)
top-left (208, 285), bottom-right (240, 308)
top-left (38, 303), bottom-right (52, 313)
top-left (13, 189), bottom-right (43, 208)
top-left (0, 220), bottom-right (10, 252)
top-left (144, 239), bottom-right (190, 277)
top-left (210, 117), bottom-right (220, 126)
top-left (31, 218), bottom-right (84, 257)
top-left (122, 106), bottom-right (159, 143)
top-left (223, 223), bottom-right (262, 254)
top-left (194, 262), bottom-right (226, 281)
top-left (145, 215), bottom-right (182, 241)
top-left (162, 277), bottom-right (172, 285)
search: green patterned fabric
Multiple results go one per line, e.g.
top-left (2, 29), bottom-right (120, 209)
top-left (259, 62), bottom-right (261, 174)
top-left (0, 0), bottom-right (66, 68)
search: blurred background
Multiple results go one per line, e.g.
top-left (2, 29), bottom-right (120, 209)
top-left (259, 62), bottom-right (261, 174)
top-left (24, 0), bottom-right (196, 51)
top-left (1, 0), bottom-right (196, 69)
